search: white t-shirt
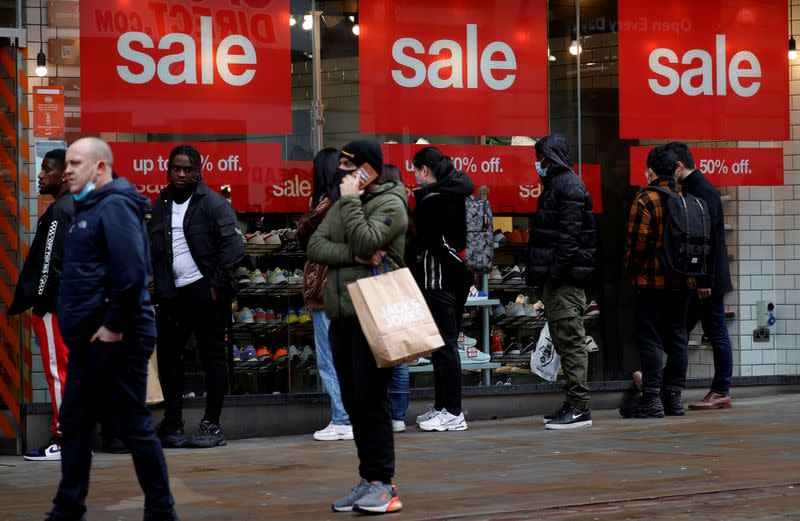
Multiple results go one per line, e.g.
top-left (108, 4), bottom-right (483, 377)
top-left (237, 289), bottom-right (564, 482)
top-left (172, 197), bottom-right (204, 288)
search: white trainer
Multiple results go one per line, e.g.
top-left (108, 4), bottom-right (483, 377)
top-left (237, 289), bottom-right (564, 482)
top-left (23, 442), bottom-right (61, 461)
top-left (313, 422), bottom-right (354, 441)
top-left (415, 405), bottom-right (440, 425)
top-left (419, 409), bottom-right (468, 432)
top-left (392, 420), bottom-right (406, 433)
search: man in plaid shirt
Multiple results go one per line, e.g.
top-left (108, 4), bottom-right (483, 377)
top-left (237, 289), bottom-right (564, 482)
top-left (624, 145), bottom-right (693, 419)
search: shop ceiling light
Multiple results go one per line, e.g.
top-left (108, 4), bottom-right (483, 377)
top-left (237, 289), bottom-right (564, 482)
top-left (35, 49), bottom-right (48, 77)
top-left (35, 3), bottom-right (47, 77)
top-left (302, 14), bottom-right (313, 30)
top-left (289, 15), bottom-right (296, 27)
top-left (791, 3), bottom-right (797, 61)
top-left (351, 14), bottom-right (359, 36)
top-left (569, 39), bottom-right (582, 56)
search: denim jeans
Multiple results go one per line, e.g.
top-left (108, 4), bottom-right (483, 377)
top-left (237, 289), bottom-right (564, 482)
top-left (389, 364), bottom-right (409, 421)
top-left (312, 309), bottom-right (349, 425)
top-left (686, 291), bottom-right (733, 395)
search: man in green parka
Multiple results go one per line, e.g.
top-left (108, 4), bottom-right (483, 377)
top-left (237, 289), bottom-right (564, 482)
top-left (307, 140), bottom-right (408, 515)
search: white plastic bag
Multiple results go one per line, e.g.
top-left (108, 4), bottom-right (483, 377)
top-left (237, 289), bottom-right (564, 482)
top-left (531, 323), bottom-right (561, 382)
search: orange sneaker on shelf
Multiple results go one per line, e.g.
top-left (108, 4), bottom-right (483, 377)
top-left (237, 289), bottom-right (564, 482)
top-left (272, 347), bottom-right (289, 362)
top-left (508, 229), bottom-right (523, 243)
top-left (256, 346), bottom-right (272, 363)
top-left (520, 229), bottom-right (530, 243)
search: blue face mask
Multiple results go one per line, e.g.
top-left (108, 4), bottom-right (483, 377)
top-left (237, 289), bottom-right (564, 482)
top-left (414, 167), bottom-right (426, 187)
top-left (73, 181), bottom-right (95, 201)
top-left (74, 163), bottom-right (99, 202)
top-left (535, 161), bottom-right (548, 178)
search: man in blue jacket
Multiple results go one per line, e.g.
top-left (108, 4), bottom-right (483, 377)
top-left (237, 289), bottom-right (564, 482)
top-left (667, 141), bottom-right (734, 410)
top-left (46, 138), bottom-right (177, 521)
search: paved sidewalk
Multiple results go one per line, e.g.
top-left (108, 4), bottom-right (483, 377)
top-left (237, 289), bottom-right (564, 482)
top-left (1, 394), bottom-right (798, 521)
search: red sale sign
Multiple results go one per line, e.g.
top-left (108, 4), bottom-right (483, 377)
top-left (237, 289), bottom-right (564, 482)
top-left (360, 0), bottom-right (548, 136)
top-left (619, 0), bottom-right (789, 140)
top-left (80, 0), bottom-right (291, 134)
top-left (629, 146), bottom-right (784, 186)
top-left (382, 144), bottom-right (602, 213)
top-left (112, 142), bottom-right (312, 213)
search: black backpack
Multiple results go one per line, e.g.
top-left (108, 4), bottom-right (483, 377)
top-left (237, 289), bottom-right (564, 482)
top-left (644, 186), bottom-right (710, 277)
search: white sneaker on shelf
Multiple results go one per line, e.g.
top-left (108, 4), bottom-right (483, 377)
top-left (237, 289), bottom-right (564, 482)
top-left (415, 405), bottom-right (440, 425)
top-left (459, 345), bottom-right (491, 364)
top-left (313, 422), bottom-right (354, 441)
top-left (418, 409), bottom-right (468, 432)
top-left (392, 420), bottom-right (406, 433)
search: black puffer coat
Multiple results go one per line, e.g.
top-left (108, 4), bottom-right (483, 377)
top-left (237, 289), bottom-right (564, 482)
top-left (527, 135), bottom-right (597, 288)
top-left (409, 168), bottom-right (474, 292)
top-left (149, 182), bottom-right (244, 301)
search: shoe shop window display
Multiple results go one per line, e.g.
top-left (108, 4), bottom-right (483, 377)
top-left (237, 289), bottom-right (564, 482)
top-left (526, 135), bottom-right (597, 430)
top-left (406, 147), bottom-right (474, 433)
top-left (149, 144), bottom-right (245, 449)
top-left (667, 142), bottom-right (734, 411)
top-left (622, 146), bottom-right (693, 420)
top-left (297, 148), bottom-right (355, 442)
top-left (46, 138), bottom-right (177, 521)
top-left (307, 140), bottom-right (407, 514)
top-left (9, 149), bottom-right (72, 462)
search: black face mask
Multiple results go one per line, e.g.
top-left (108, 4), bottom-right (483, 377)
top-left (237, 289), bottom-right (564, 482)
top-left (335, 167), bottom-right (356, 178)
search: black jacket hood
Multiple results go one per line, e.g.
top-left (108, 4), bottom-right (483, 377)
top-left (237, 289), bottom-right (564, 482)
top-left (414, 168), bottom-right (475, 198)
top-left (80, 178), bottom-right (151, 214)
top-left (536, 135), bottom-right (574, 174)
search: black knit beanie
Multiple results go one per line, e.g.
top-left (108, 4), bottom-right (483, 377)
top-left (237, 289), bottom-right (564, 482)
top-left (340, 140), bottom-right (383, 175)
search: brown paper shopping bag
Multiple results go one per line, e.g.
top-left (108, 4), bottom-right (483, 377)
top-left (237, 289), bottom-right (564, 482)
top-left (347, 267), bottom-right (444, 368)
top-left (146, 346), bottom-right (164, 405)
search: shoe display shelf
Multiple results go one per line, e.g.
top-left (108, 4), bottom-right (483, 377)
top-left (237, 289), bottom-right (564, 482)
top-left (244, 242), bottom-right (306, 258)
top-left (230, 223), bottom-right (319, 395)
top-left (488, 279), bottom-right (529, 292)
top-left (408, 361), bottom-right (500, 374)
top-left (231, 320), bottom-right (314, 336)
top-left (237, 282), bottom-right (304, 297)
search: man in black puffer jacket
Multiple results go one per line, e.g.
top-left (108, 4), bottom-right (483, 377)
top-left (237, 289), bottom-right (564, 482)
top-left (149, 144), bottom-right (244, 449)
top-left (527, 134), bottom-right (597, 430)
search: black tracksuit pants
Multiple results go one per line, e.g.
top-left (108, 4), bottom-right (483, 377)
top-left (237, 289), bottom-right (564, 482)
top-left (329, 316), bottom-right (394, 483)
top-left (425, 288), bottom-right (468, 415)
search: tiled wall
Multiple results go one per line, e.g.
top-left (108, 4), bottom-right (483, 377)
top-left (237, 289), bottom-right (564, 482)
top-left (722, 1), bottom-right (800, 377)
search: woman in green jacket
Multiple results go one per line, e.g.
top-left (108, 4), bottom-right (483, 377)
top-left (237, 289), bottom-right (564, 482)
top-left (307, 140), bottom-right (408, 515)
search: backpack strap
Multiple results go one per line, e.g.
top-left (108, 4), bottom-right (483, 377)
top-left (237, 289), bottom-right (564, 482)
top-left (641, 186), bottom-right (674, 198)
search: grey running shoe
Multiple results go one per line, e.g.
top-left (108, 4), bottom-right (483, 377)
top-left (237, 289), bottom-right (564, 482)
top-left (331, 480), bottom-right (371, 512)
top-left (186, 420), bottom-right (226, 448)
top-left (352, 483), bottom-right (403, 514)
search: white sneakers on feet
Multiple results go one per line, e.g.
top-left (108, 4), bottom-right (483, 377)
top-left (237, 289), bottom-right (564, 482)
top-left (418, 409), bottom-right (468, 431)
top-left (392, 420), bottom-right (406, 433)
top-left (415, 405), bottom-right (439, 425)
top-left (313, 422), bottom-right (354, 441)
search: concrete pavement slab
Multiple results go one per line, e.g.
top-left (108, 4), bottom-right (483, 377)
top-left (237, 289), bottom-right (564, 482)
top-left (1, 395), bottom-right (798, 520)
